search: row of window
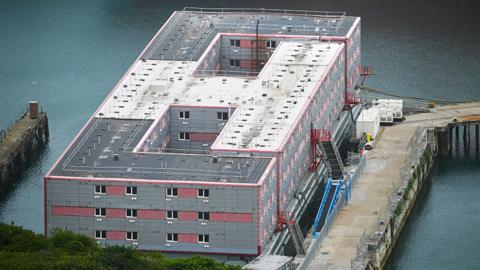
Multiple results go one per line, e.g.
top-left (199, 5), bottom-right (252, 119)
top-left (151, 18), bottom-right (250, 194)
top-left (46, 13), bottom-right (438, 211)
top-left (94, 186), bottom-right (210, 198)
top-left (94, 208), bottom-right (211, 220)
top-left (94, 231), bottom-right (210, 243)
top-left (95, 230), bottom-right (138, 240)
top-left (94, 185), bottom-right (136, 195)
top-left (178, 111), bottom-right (229, 120)
top-left (230, 39), bottom-right (277, 48)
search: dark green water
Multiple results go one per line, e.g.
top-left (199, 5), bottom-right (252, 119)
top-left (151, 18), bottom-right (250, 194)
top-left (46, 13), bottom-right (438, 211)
top-left (1, 0), bottom-right (479, 268)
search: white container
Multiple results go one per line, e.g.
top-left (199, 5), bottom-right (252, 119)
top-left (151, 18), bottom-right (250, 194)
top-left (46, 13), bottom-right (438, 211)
top-left (372, 99), bottom-right (403, 120)
top-left (356, 108), bottom-right (380, 139)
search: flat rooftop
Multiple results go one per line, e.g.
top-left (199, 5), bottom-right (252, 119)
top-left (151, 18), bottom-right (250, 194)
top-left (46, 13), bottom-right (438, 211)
top-left (140, 8), bottom-right (357, 61)
top-left (50, 118), bottom-right (271, 184)
top-left (49, 8), bottom-right (359, 183)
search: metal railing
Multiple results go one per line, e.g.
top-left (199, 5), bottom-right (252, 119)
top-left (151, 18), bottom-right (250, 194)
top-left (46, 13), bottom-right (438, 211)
top-left (183, 7), bottom-right (346, 18)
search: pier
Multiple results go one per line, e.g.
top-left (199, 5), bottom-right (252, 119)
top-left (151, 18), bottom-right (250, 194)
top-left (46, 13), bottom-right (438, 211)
top-left (0, 102), bottom-right (49, 184)
top-left (299, 102), bottom-right (480, 270)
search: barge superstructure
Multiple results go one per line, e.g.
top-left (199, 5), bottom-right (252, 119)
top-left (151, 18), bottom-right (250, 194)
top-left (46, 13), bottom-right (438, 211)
top-left (45, 8), bottom-right (361, 259)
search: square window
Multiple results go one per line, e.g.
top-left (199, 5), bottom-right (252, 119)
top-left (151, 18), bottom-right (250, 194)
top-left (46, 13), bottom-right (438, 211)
top-left (230, 59), bottom-right (240, 67)
top-left (230, 39), bottom-right (240, 47)
top-left (166, 210), bottom-right (178, 219)
top-left (198, 212), bottom-right (210, 221)
top-left (179, 111), bottom-right (190, 119)
top-left (126, 231), bottom-right (138, 240)
top-left (126, 186), bottom-right (137, 195)
top-left (266, 40), bottom-right (276, 48)
top-left (126, 209), bottom-right (137, 218)
top-left (197, 189), bottom-right (209, 198)
top-left (95, 230), bottom-right (106, 239)
top-left (166, 188), bottom-right (178, 197)
top-left (179, 132), bottom-right (190, 141)
top-left (166, 233), bottom-right (178, 242)
top-left (95, 185), bottom-right (106, 194)
top-left (217, 112), bottom-right (229, 121)
top-left (198, 234), bottom-right (209, 243)
top-left (95, 208), bottom-right (106, 217)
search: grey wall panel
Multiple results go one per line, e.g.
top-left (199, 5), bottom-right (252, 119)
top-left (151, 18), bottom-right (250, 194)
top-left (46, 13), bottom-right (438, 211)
top-left (47, 178), bottom-right (259, 254)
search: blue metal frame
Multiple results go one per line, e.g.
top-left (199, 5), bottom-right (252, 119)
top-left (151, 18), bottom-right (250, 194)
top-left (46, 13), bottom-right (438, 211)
top-left (326, 178), bottom-right (343, 221)
top-left (312, 178), bottom-right (332, 237)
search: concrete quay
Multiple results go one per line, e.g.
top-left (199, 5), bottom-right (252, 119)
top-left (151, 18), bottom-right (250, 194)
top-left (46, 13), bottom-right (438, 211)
top-left (306, 102), bottom-right (480, 270)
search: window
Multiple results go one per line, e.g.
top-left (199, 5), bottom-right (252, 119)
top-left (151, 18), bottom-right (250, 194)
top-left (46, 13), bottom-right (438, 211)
top-left (166, 188), bottom-right (178, 197)
top-left (230, 39), bottom-right (240, 47)
top-left (230, 59), bottom-right (240, 67)
top-left (197, 189), bottom-right (209, 198)
top-left (95, 185), bottom-right (106, 194)
top-left (179, 111), bottom-right (190, 119)
top-left (217, 112), bottom-right (229, 121)
top-left (179, 132), bottom-right (190, 141)
top-left (198, 234), bottom-right (209, 243)
top-left (266, 40), bottom-right (277, 48)
top-left (166, 233), bottom-right (178, 242)
top-left (198, 212), bottom-right (210, 221)
top-left (95, 208), bottom-right (106, 217)
top-left (126, 231), bottom-right (138, 240)
top-left (95, 230), bottom-right (106, 239)
top-left (126, 186), bottom-right (137, 195)
top-left (126, 209), bottom-right (137, 218)
top-left (166, 210), bottom-right (178, 219)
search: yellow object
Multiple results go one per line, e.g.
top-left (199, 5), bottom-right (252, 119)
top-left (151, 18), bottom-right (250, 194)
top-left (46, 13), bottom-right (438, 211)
top-left (366, 132), bottom-right (372, 142)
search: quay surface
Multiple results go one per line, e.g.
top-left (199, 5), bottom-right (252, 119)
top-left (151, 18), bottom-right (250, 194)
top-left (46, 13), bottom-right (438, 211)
top-left (0, 104), bottom-right (49, 184)
top-left (307, 102), bottom-right (480, 270)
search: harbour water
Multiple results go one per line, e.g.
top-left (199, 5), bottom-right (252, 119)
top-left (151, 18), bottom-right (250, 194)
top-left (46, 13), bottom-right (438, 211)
top-left (0, 0), bottom-right (479, 267)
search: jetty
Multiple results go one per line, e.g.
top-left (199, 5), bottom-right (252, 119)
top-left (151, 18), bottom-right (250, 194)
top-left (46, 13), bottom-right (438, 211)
top-left (301, 101), bottom-right (480, 270)
top-left (0, 102), bottom-right (49, 184)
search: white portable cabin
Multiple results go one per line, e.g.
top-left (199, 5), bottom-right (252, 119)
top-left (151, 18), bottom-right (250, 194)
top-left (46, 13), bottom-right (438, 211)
top-left (372, 99), bottom-right (403, 121)
top-left (356, 107), bottom-right (380, 139)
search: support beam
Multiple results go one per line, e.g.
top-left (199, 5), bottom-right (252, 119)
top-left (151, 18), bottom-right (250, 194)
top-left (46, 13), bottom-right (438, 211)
top-left (436, 127), bottom-right (449, 156)
top-left (476, 124), bottom-right (479, 152)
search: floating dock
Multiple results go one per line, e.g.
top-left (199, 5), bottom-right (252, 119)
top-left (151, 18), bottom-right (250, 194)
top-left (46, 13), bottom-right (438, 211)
top-left (0, 102), bottom-right (49, 184)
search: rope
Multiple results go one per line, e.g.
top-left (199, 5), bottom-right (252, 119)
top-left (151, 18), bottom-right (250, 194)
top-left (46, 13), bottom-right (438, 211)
top-left (357, 85), bottom-right (470, 105)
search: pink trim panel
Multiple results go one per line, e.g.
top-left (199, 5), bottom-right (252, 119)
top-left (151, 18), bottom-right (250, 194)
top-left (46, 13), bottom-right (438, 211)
top-left (240, 40), bottom-right (253, 48)
top-left (138, 209), bottom-right (165, 219)
top-left (211, 212), bottom-right (253, 223)
top-left (179, 233), bottom-right (197, 243)
top-left (107, 231), bottom-right (125, 240)
top-left (106, 186), bottom-right (125, 196)
top-left (179, 211), bottom-right (197, 221)
top-left (52, 206), bottom-right (93, 217)
top-left (107, 208), bottom-right (125, 218)
top-left (178, 188), bottom-right (197, 198)
top-left (189, 132), bottom-right (217, 142)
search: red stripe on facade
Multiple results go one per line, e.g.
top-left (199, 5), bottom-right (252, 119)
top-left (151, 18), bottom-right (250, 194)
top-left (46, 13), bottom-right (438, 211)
top-left (179, 233), bottom-right (197, 243)
top-left (189, 132), bottom-right (217, 142)
top-left (138, 209), bottom-right (165, 219)
top-left (106, 186), bottom-right (125, 196)
top-left (178, 188), bottom-right (197, 198)
top-left (210, 212), bottom-right (253, 223)
top-left (179, 211), bottom-right (197, 221)
top-left (239, 40), bottom-right (253, 48)
top-left (107, 231), bottom-right (125, 240)
top-left (107, 208), bottom-right (124, 218)
top-left (52, 206), bottom-right (93, 217)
